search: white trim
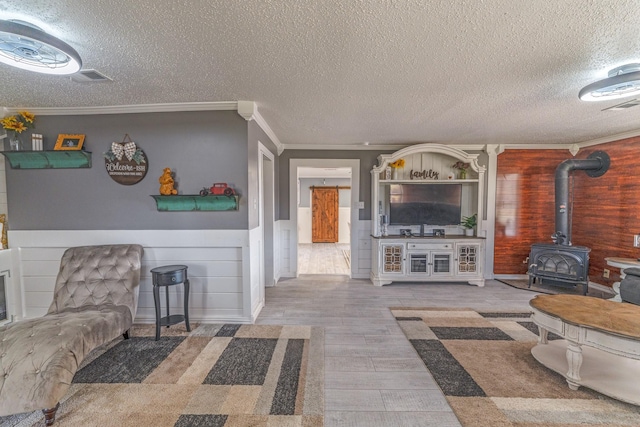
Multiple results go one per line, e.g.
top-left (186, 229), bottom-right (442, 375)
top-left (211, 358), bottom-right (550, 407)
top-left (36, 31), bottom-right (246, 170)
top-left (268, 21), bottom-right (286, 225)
top-left (484, 144), bottom-right (499, 279)
top-left (8, 101), bottom-right (238, 116)
top-left (237, 101), bottom-right (284, 155)
top-left (8, 229), bottom-right (249, 248)
top-left (282, 143), bottom-right (504, 152)
top-left (575, 128), bottom-right (640, 149)
top-left (497, 143), bottom-right (575, 151)
top-left (284, 144), bottom-right (408, 151)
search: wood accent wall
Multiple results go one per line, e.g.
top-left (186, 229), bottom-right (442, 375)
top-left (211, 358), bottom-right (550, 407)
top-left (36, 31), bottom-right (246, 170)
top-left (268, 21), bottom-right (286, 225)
top-left (572, 137), bottom-right (640, 286)
top-left (494, 149), bottom-right (571, 274)
top-left (494, 137), bottom-right (640, 286)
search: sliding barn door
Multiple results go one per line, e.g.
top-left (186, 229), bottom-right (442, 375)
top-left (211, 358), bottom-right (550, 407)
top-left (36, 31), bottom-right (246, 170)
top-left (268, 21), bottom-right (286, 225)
top-left (311, 187), bottom-right (339, 243)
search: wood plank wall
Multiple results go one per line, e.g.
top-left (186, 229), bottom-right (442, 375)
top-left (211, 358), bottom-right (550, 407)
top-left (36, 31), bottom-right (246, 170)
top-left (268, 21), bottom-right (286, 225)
top-left (495, 138), bottom-right (640, 286)
top-left (494, 149), bottom-right (571, 274)
top-left (572, 137), bottom-right (640, 286)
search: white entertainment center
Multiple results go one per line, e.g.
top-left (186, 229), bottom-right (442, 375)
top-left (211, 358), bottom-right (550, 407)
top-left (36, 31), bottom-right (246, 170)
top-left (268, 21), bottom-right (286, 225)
top-left (370, 144), bottom-right (487, 287)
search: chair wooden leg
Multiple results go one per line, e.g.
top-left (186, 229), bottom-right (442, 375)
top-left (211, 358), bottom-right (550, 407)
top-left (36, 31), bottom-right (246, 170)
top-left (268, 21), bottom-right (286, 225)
top-left (123, 329), bottom-right (130, 340)
top-left (43, 402), bottom-right (59, 426)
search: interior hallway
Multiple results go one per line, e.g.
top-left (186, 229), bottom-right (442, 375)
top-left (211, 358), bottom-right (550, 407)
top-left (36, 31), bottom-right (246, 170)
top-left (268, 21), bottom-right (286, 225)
top-left (256, 276), bottom-right (538, 427)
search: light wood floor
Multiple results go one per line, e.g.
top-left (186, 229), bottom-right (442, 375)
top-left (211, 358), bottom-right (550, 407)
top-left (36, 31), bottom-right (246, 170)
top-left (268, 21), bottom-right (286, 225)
top-left (257, 276), bottom-right (539, 427)
top-left (298, 243), bottom-right (351, 275)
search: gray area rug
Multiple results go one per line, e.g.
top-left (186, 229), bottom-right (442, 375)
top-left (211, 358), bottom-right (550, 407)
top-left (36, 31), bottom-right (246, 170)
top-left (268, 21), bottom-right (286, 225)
top-left (1, 324), bottom-right (324, 427)
top-left (392, 307), bottom-right (640, 426)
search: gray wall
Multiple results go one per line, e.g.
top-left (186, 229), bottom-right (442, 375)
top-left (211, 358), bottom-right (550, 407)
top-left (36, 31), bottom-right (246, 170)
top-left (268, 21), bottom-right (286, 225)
top-left (7, 110), bottom-right (251, 230)
top-left (278, 150), bottom-right (394, 221)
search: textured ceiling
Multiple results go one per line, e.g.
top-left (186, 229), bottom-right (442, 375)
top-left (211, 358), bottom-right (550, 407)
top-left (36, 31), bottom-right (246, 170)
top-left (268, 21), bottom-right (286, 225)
top-left (1, 1), bottom-right (640, 148)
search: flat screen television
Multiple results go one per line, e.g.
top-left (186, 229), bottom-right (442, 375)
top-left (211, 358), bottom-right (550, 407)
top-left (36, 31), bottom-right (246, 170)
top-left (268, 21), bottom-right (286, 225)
top-left (389, 184), bottom-right (462, 225)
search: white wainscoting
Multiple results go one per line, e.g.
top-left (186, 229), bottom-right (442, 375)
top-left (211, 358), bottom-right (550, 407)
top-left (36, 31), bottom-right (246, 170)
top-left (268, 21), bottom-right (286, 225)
top-left (9, 230), bottom-right (262, 324)
top-left (354, 220), bottom-right (372, 279)
top-left (273, 220), bottom-right (282, 284)
top-left (278, 220), bottom-right (295, 278)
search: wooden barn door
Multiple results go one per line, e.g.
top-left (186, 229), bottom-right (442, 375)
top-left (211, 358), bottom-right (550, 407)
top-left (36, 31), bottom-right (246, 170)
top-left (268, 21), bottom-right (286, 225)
top-left (311, 186), bottom-right (339, 243)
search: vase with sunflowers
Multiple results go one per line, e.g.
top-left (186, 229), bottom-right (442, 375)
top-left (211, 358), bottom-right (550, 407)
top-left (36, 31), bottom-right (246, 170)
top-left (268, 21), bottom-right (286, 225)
top-left (389, 158), bottom-right (405, 180)
top-left (1, 111), bottom-right (35, 151)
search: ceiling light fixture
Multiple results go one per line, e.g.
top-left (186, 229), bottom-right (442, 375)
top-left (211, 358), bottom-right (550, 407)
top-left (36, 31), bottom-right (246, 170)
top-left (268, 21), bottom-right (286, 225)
top-left (0, 19), bottom-right (81, 75)
top-left (579, 63), bottom-right (640, 101)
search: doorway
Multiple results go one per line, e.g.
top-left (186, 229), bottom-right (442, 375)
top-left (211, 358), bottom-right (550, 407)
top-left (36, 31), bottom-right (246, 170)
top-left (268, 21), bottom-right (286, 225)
top-left (291, 162), bottom-right (358, 276)
top-left (259, 144), bottom-right (275, 293)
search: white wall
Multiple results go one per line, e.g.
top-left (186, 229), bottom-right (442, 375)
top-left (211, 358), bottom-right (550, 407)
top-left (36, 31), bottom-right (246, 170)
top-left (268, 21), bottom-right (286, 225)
top-left (9, 229), bottom-right (262, 324)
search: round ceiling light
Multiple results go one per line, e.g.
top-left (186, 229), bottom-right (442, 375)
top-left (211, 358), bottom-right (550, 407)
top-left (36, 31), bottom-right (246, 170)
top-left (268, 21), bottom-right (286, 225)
top-left (579, 63), bottom-right (640, 101)
top-left (0, 19), bottom-right (81, 75)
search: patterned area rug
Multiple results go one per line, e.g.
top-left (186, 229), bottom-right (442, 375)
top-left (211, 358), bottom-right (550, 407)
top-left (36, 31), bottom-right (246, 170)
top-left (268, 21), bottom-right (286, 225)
top-left (392, 307), bottom-right (640, 427)
top-left (2, 324), bottom-right (324, 427)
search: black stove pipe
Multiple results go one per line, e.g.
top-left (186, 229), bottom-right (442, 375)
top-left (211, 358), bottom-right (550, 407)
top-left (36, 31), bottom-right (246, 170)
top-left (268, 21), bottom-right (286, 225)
top-left (553, 151), bottom-right (610, 245)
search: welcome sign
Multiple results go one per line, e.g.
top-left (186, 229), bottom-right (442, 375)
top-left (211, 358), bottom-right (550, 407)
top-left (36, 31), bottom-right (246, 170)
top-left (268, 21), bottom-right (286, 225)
top-left (104, 135), bottom-right (148, 185)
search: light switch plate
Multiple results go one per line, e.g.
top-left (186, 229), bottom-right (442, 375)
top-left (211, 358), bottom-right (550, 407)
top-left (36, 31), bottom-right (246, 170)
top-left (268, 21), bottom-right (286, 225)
top-left (357, 201), bottom-right (365, 209)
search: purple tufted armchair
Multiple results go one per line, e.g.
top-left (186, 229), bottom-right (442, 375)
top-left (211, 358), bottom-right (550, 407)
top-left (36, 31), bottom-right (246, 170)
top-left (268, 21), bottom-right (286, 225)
top-left (0, 244), bottom-right (143, 425)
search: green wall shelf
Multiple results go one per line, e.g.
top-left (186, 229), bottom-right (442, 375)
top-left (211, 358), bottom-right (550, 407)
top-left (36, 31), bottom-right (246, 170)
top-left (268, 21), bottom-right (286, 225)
top-left (1, 150), bottom-right (92, 169)
top-left (152, 195), bottom-right (239, 211)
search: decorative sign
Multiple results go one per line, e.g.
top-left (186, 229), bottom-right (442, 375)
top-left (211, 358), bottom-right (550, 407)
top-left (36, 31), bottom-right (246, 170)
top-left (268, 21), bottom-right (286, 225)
top-left (409, 169), bottom-right (439, 180)
top-left (104, 134), bottom-right (148, 185)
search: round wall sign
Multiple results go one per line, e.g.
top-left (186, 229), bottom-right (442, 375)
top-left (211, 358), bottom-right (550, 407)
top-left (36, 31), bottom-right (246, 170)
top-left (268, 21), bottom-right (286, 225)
top-left (104, 135), bottom-right (148, 185)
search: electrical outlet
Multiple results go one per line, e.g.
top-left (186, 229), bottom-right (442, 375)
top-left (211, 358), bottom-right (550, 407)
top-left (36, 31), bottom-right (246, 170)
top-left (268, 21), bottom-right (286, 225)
top-left (634, 235), bottom-right (640, 248)
top-left (603, 269), bottom-right (610, 279)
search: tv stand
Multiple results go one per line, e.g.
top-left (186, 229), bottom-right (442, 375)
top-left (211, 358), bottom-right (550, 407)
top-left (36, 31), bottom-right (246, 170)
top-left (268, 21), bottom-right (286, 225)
top-left (370, 236), bottom-right (485, 286)
top-left (370, 144), bottom-right (487, 286)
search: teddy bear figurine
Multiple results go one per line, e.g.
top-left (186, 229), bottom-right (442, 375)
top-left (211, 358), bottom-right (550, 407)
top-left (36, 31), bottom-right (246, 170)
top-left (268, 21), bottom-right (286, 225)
top-left (159, 167), bottom-right (178, 195)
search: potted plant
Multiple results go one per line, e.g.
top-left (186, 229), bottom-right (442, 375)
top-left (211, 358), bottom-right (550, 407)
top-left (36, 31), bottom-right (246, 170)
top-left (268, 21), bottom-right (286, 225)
top-left (461, 213), bottom-right (477, 236)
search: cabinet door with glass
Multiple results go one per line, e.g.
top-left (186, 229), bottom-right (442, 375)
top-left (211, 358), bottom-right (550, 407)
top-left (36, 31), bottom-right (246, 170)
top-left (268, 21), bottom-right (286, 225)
top-left (456, 243), bottom-right (481, 275)
top-left (381, 244), bottom-right (405, 275)
top-left (431, 251), bottom-right (454, 276)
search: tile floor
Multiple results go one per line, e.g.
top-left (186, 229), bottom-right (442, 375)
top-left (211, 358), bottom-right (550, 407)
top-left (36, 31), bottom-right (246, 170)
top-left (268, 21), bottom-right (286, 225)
top-left (256, 275), bottom-right (539, 427)
top-left (298, 243), bottom-right (351, 275)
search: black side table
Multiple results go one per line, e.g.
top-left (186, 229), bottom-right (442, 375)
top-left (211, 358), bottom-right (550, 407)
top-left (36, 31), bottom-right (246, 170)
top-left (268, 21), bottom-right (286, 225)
top-left (151, 265), bottom-right (191, 340)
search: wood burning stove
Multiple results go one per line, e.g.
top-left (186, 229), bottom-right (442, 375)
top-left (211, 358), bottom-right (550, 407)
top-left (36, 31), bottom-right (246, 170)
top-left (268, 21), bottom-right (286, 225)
top-left (528, 151), bottom-right (610, 295)
top-left (528, 243), bottom-right (590, 294)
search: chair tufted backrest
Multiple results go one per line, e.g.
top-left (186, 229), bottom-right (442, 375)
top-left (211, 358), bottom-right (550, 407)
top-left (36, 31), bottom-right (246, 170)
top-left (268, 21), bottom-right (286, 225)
top-left (47, 244), bottom-right (144, 319)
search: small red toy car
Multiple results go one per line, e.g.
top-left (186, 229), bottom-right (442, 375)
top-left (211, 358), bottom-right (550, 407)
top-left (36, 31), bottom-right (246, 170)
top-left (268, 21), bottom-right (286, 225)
top-left (209, 183), bottom-right (235, 196)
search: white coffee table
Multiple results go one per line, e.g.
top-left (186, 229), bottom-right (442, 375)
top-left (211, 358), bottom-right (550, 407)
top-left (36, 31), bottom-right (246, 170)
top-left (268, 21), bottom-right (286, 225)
top-left (530, 294), bottom-right (640, 405)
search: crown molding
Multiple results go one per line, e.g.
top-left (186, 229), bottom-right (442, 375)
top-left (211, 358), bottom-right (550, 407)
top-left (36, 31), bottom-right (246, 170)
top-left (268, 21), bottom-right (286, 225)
top-left (499, 143), bottom-right (574, 151)
top-left (237, 101), bottom-right (284, 155)
top-left (8, 101), bottom-right (239, 116)
top-left (283, 143), bottom-right (405, 151)
top-left (3, 101), bottom-right (285, 155)
top-left (574, 128), bottom-right (640, 149)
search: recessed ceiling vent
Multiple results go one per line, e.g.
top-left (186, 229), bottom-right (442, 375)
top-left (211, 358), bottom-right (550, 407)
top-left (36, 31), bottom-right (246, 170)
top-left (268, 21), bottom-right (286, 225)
top-left (602, 99), bottom-right (640, 111)
top-left (70, 69), bottom-right (112, 83)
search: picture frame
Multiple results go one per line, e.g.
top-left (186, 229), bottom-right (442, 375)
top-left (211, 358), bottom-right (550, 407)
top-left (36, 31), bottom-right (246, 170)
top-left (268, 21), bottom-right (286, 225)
top-left (54, 134), bottom-right (85, 151)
